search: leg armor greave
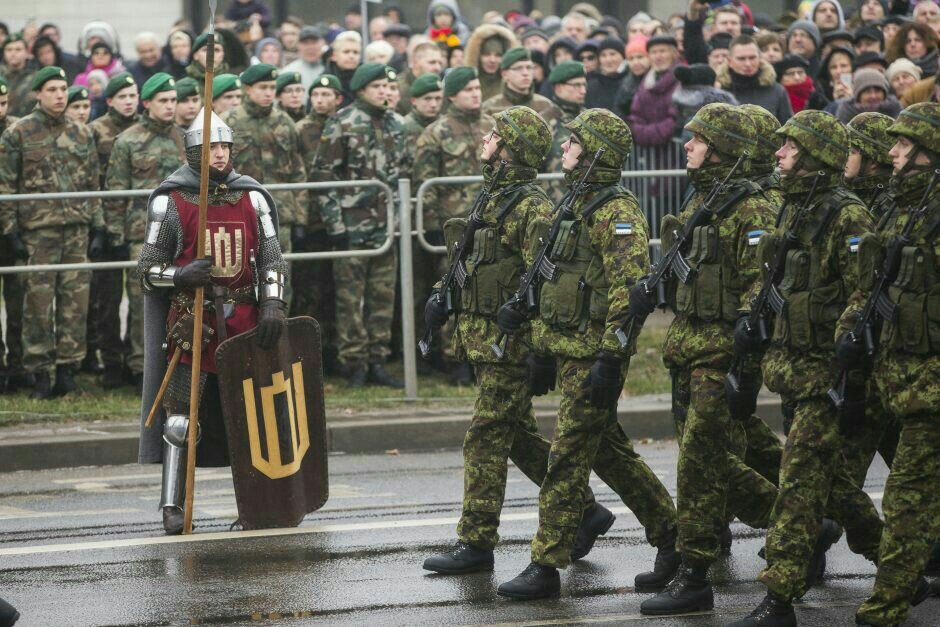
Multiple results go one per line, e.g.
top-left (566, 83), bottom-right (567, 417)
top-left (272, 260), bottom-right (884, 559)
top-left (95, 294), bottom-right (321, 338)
top-left (160, 414), bottom-right (191, 510)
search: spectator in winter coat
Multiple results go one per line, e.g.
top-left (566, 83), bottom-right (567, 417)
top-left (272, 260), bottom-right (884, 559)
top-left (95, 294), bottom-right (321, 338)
top-left (585, 36), bottom-right (627, 111)
top-left (886, 58), bottom-right (923, 99)
top-left (775, 53), bottom-right (828, 113)
top-left (163, 30), bottom-right (192, 80)
top-left (673, 63), bottom-right (738, 142)
top-left (786, 19), bottom-right (823, 76)
top-left (612, 35), bottom-right (650, 119)
top-left (128, 32), bottom-right (167, 87)
top-left (75, 42), bottom-right (126, 87)
top-left (224, 0), bottom-right (272, 30)
top-left (717, 35), bottom-right (793, 122)
top-left (834, 67), bottom-right (902, 122)
top-left (886, 22), bottom-right (939, 79)
top-left (426, 1), bottom-right (471, 46)
top-left (818, 46), bottom-right (856, 103)
top-left (464, 23), bottom-right (518, 102)
top-left (810, 0), bottom-right (846, 34)
top-left (627, 34), bottom-right (681, 147)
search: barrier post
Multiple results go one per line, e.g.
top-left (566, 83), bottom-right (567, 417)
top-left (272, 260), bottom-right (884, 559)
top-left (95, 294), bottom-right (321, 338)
top-left (397, 178), bottom-right (418, 399)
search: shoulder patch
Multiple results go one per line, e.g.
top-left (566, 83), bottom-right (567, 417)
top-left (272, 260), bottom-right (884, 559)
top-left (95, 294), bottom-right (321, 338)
top-left (614, 222), bottom-right (633, 236)
top-left (747, 230), bottom-right (765, 246)
top-left (847, 236), bottom-right (860, 253)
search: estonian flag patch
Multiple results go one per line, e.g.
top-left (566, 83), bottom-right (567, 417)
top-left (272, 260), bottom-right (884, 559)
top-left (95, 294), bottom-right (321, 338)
top-left (848, 236), bottom-right (860, 253)
top-left (747, 230), bottom-right (764, 246)
top-left (614, 222), bottom-right (633, 236)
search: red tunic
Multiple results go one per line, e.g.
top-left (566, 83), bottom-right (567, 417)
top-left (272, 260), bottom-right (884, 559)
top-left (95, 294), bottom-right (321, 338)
top-left (171, 190), bottom-right (259, 373)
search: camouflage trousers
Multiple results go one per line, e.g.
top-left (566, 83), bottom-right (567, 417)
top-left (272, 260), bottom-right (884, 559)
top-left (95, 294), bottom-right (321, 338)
top-left (457, 361), bottom-right (596, 550)
top-left (672, 366), bottom-right (778, 569)
top-left (841, 386), bottom-right (899, 488)
top-left (21, 226), bottom-right (90, 373)
top-left (759, 395), bottom-right (883, 601)
top-left (289, 230), bottom-right (336, 359)
top-left (531, 357), bottom-right (677, 569)
top-left (333, 247), bottom-right (396, 369)
top-left (124, 243), bottom-right (146, 375)
top-left (0, 254), bottom-right (24, 374)
top-left (92, 267), bottom-right (125, 368)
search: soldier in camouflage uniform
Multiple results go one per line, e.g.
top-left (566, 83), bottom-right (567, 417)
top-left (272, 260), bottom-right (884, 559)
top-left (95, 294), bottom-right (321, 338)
top-left (481, 48), bottom-right (561, 131)
top-left (212, 74), bottom-right (242, 115)
top-left (104, 73), bottom-right (185, 388)
top-left (544, 61), bottom-right (586, 203)
top-left (729, 110), bottom-right (886, 627)
top-left (185, 34), bottom-right (228, 95)
top-left (312, 63), bottom-right (407, 387)
top-left (222, 64), bottom-right (307, 307)
top-left (0, 75), bottom-right (25, 394)
top-left (174, 78), bottom-right (200, 132)
top-left (64, 86), bottom-right (91, 125)
top-left (0, 35), bottom-right (36, 118)
top-left (0, 67), bottom-right (104, 399)
top-left (421, 105), bottom-right (613, 576)
top-left (276, 70), bottom-right (306, 123)
top-left (402, 74), bottom-right (443, 165)
top-left (496, 109), bottom-right (679, 600)
top-left (638, 104), bottom-right (780, 616)
top-left (88, 72), bottom-right (140, 384)
top-left (850, 102), bottom-right (940, 627)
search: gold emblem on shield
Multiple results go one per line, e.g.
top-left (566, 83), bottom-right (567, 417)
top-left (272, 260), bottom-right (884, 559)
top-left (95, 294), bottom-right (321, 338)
top-left (242, 362), bottom-right (310, 479)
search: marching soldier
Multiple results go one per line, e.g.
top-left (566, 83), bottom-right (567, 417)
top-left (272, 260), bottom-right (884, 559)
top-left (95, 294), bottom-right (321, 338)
top-left (64, 86), bottom-right (91, 125)
top-left (105, 73), bottom-right (185, 391)
top-left (137, 110), bottom-right (287, 535)
top-left (276, 70), bottom-right (306, 123)
top-left (174, 77), bottom-right (200, 132)
top-left (0, 76), bottom-right (24, 394)
top-left (0, 66), bottom-right (104, 399)
top-left (495, 109), bottom-right (679, 600)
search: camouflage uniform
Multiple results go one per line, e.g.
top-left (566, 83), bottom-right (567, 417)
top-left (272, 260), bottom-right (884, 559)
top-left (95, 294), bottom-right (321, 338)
top-left (0, 113), bottom-right (23, 383)
top-left (482, 86), bottom-right (562, 138)
top-left (277, 102), bottom-right (305, 123)
top-left (854, 103), bottom-right (940, 627)
top-left (523, 109), bottom-right (677, 569)
top-left (0, 106), bottom-right (102, 374)
top-left (0, 66), bottom-right (36, 118)
top-left (313, 95), bottom-right (407, 370)
top-left (104, 111), bottom-right (185, 376)
top-left (757, 111), bottom-right (883, 602)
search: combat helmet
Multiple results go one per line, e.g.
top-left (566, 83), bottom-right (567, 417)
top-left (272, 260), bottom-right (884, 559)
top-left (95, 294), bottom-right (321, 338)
top-left (847, 112), bottom-right (894, 167)
top-left (564, 107), bottom-right (633, 170)
top-left (739, 104), bottom-right (782, 170)
top-left (492, 105), bottom-right (552, 170)
top-left (776, 109), bottom-right (848, 172)
top-left (887, 102), bottom-right (940, 163)
top-left (685, 102), bottom-right (757, 160)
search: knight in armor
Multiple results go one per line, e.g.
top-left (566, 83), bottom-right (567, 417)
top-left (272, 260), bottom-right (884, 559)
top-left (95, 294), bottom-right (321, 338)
top-left (136, 109), bottom-right (288, 535)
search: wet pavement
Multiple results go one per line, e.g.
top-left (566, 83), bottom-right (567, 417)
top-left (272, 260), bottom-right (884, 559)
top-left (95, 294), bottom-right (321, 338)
top-left (0, 441), bottom-right (935, 626)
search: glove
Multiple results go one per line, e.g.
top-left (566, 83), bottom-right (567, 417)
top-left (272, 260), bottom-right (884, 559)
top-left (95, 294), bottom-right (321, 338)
top-left (527, 353), bottom-right (557, 397)
top-left (583, 351), bottom-right (623, 409)
top-left (290, 224), bottom-right (308, 249)
top-left (496, 301), bottom-right (528, 335)
top-left (835, 331), bottom-right (870, 370)
top-left (174, 258), bottom-right (214, 288)
top-left (627, 279), bottom-right (656, 320)
top-left (423, 291), bottom-right (450, 330)
top-left (256, 298), bottom-right (287, 350)
top-left (109, 241), bottom-right (130, 261)
top-left (87, 228), bottom-right (108, 261)
top-left (733, 316), bottom-right (767, 355)
top-left (724, 372), bottom-right (760, 421)
top-left (4, 232), bottom-right (29, 262)
top-left (328, 231), bottom-right (350, 251)
top-left (425, 230), bottom-right (445, 247)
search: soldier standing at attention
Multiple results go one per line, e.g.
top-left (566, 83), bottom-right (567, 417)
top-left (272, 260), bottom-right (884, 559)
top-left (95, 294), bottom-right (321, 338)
top-left (276, 70), bottom-right (306, 123)
top-left (402, 73), bottom-right (443, 165)
top-left (88, 72), bottom-right (140, 382)
top-left (0, 75), bottom-right (25, 395)
top-left (495, 109), bottom-right (679, 600)
top-left (545, 61), bottom-right (587, 202)
top-left (105, 73), bottom-right (185, 391)
top-left (481, 47), bottom-right (561, 130)
top-left (312, 63), bottom-right (406, 388)
top-left (222, 64), bottom-right (307, 307)
top-left (0, 34), bottom-right (36, 117)
top-left (0, 66), bottom-right (104, 399)
top-left (64, 86), bottom-right (91, 125)
top-left (174, 77), bottom-right (201, 132)
top-left (211, 74), bottom-right (242, 115)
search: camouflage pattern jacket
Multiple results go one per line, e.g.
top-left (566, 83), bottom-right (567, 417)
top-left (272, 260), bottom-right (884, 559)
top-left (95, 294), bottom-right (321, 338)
top-left (413, 107), bottom-right (495, 234)
top-left (0, 106), bottom-right (102, 234)
top-left (0, 115), bottom-right (19, 135)
top-left (312, 98), bottom-right (407, 245)
top-left (89, 108), bottom-right (139, 187)
top-left (104, 112), bottom-right (185, 245)
top-left (1, 65), bottom-right (36, 118)
top-left (481, 85), bottom-right (562, 132)
top-left (395, 69), bottom-right (416, 116)
top-left (401, 109), bottom-right (437, 179)
top-left (296, 110), bottom-right (331, 231)
top-left (278, 103), bottom-right (305, 123)
top-left (222, 98), bottom-right (307, 227)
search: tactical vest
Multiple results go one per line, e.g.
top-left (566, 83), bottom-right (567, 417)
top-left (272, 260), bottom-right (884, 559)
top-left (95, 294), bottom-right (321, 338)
top-left (537, 186), bottom-right (632, 331)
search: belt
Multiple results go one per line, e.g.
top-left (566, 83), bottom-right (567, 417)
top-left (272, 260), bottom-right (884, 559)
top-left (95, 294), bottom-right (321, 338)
top-left (171, 284), bottom-right (256, 312)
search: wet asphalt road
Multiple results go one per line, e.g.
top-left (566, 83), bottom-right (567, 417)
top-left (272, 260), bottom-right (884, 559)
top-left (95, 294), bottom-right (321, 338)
top-left (0, 441), bottom-right (936, 626)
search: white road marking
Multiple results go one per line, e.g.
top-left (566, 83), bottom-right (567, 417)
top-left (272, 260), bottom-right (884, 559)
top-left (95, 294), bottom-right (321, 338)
top-left (0, 506), bottom-right (139, 521)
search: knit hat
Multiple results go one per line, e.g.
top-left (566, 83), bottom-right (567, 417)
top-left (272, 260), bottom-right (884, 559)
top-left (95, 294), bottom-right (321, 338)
top-left (212, 73), bottom-right (241, 99)
top-left (240, 63), bottom-right (278, 85)
top-left (410, 73), bottom-right (443, 97)
top-left (625, 35), bottom-right (648, 56)
top-left (786, 20), bottom-right (822, 50)
top-left (853, 68), bottom-right (889, 100)
top-left (350, 63), bottom-right (388, 92)
top-left (500, 47), bottom-right (532, 70)
top-left (443, 66), bottom-right (477, 96)
top-left (253, 37), bottom-right (282, 60)
top-left (30, 66), bottom-right (67, 91)
top-left (773, 54), bottom-right (811, 81)
top-left (140, 72), bottom-right (176, 101)
top-left (105, 72), bottom-right (137, 99)
top-left (275, 70), bottom-right (303, 95)
top-left (67, 85), bottom-right (90, 104)
top-left (519, 27), bottom-right (549, 43)
top-left (309, 74), bottom-right (342, 95)
top-left (885, 58), bottom-right (923, 84)
top-left (175, 77), bottom-right (199, 100)
top-left (548, 60), bottom-right (586, 85)
top-left (674, 63), bottom-right (717, 87)
top-left (597, 37), bottom-right (626, 58)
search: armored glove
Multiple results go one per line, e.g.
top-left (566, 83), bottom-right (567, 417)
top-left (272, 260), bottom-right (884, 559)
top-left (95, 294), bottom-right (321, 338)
top-left (527, 353), bottom-right (557, 397)
top-left (583, 351), bottom-right (623, 409)
top-left (425, 230), bottom-right (445, 247)
top-left (733, 315), bottom-right (767, 355)
top-left (423, 290), bottom-right (450, 330)
top-left (256, 299), bottom-right (287, 350)
top-left (290, 224), bottom-right (308, 249)
top-left (496, 301), bottom-right (528, 335)
top-left (835, 331), bottom-right (870, 370)
top-left (724, 372), bottom-right (760, 421)
top-left (328, 231), bottom-right (350, 251)
top-left (174, 258), bottom-right (214, 288)
top-left (4, 232), bottom-right (29, 262)
top-left (87, 228), bottom-right (108, 261)
top-left (627, 279), bottom-right (656, 320)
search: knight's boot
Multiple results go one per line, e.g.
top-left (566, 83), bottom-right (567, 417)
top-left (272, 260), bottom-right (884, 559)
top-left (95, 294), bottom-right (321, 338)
top-left (160, 414), bottom-right (190, 535)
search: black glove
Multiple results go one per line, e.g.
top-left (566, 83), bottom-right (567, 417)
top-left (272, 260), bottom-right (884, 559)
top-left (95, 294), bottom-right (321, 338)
top-left (109, 241), bottom-right (130, 261)
top-left (835, 331), bottom-right (870, 370)
top-left (423, 291), bottom-right (450, 329)
top-left (527, 353), bottom-right (556, 397)
top-left (87, 228), bottom-right (108, 261)
top-left (174, 258), bottom-right (214, 288)
top-left (627, 279), bottom-right (656, 320)
top-left (733, 315), bottom-right (767, 355)
top-left (256, 298), bottom-right (287, 350)
top-left (4, 232), bottom-right (29, 262)
top-left (328, 231), bottom-right (350, 251)
top-left (725, 372), bottom-right (760, 421)
top-left (583, 351), bottom-right (623, 409)
top-left (290, 224), bottom-right (308, 249)
top-left (496, 301), bottom-right (529, 335)
top-left (425, 230), bottom-right (445, 247)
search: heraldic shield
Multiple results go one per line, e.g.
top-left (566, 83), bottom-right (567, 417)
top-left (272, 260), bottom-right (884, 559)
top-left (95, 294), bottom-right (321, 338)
top-left (215, 316), bottom-right (328, 529)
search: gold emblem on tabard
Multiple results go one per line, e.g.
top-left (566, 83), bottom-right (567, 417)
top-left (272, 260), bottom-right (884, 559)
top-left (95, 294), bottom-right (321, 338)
top-left (242, 361), bottom-right (310, 479)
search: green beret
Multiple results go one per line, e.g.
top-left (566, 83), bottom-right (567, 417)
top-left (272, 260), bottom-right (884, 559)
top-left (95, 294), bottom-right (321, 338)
top-left (310, 74), bottom-right (342, 95)
top-left (444, 66), bottom-right (477, 97)
top-left (67, 85), bottom-right (90, 104)
top-left (350, 63), bottom-right (388, 92)
top-left (0, 77), bottom-right (7, 96)
top-left (175, 77), bottom-right (199, 100)
top-left (141, 72), bottom-right (175, 101)
top-left (30, 66), bottom-right (68, 91)
top-left (385, 66), bottom-right (398, 82)
top-left (276, 71), bottom-right (302, 95)
top-left (241, 63), bottom-right (278, 86)
top-left (106, 72), bottom-right (137, 99)
top-left (548, 60), bottom-right (586, 85)
top-left (212, 73), bottom-right (242, 99)
top-left (192, 32), bottom-right (210, 55)
top-left (410, 73), bottom-right (443, 97)
top-left (500, 47), bottom-right (531, 70)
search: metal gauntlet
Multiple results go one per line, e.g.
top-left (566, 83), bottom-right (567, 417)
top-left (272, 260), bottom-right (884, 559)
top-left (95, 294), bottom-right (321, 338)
top-left (260, 270), bottom-right (287, 303)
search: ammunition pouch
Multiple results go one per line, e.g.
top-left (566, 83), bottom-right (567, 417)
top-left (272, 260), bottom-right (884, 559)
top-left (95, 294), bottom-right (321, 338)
top-left (444, 217), bottom-right (520, 316)
top-left (883, 244), bottom-right (940, 354)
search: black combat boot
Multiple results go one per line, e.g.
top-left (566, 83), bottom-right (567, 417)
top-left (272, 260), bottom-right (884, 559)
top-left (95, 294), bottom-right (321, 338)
top-left (719, 523), bottom-right (733, 555)
top-left (497, 562), bottom-right (560, 599)
top-left (634, 534), bottom-right (682, 592)
top-left (639, 564), bottom-right (713, 615)
top-left (728, 592), bottom-right (796, 627)
top-left (449, 361), bottom-right (473, 385)
top-left (571, 502), bottom-right (616, 560)
top-left (101, 365), bottom-right (127, 389)
top-left (347, 365), bottom-right (367, 388)
top-left (806, 518), bottom-right (843, 588)
top-left (29, 371), bottom-right (53, 400)
top-left (0, 596), bottom-right (19, 627)
top-left (367, 362), bottom-right (404, 388)
top-left (163, 506), bottom-right (184, 535)
top-left (79, 352), bottom-right (103, 374)
top-left (52, 364), bottom-right (77, 397)
top-left (422, 540), bottom-right (494, 574)
top-left (924, 542), bottom-right (940, 576)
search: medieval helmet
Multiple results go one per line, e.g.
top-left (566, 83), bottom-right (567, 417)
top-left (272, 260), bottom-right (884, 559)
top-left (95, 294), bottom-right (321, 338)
top-left (776, 109), bottom-right (849, 171)
top-left (492, 105), bottom-right (552, 169)
top-left (184, 107), bottom-right (235, 149)
top-left (564, 107), bottom-right (633, 170)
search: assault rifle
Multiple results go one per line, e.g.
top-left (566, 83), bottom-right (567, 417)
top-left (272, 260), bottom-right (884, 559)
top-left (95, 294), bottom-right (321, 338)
top-left (418, 160), bottom-right (507, 357)
top-left (615, 152), bottom-right (748, 349)
top-left (490, 148), bottom-right (605, 360)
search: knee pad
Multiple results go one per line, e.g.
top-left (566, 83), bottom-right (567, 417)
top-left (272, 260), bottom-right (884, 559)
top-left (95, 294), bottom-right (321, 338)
top-left (163, 414), bottom-right (190, 447)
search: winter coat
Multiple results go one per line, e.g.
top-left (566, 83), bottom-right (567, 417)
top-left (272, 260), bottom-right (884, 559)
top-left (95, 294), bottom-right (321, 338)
top-left (612, 71), bottom-right (645, 120)
top-left (585, 70), bottom-right (627, 112)
top-left (673, 85), bottom-right (739, 142)
top-left (224, 0), bottom-right (272, 29)
top-left (627, 64), bottom-right (680, 147)
top-left (464, 23), bottom-right (518, 103)
top-left (425, 0), bottom-right (471, 43)
top-left (910, 49), bottom-right (938, 80)
top-left (901, 76), bottom-right (938, 106)
top-left (74, 57), bottom-right (127, 87)
top-left (717, 61), bottom-right (793, 123)
top-left (834, 95), bottom-right (902, 123)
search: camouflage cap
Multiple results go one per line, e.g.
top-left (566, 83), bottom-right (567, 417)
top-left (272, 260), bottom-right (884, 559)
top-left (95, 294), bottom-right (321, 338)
top-left (350, 63), bottom-right (388, 92)
top-left (140, 72), bottom-right (176, 101)
top-left (847, 112), bottom-right (895, 166)
top-left (310, 74), bottom-right (342, 95)
top-left (410, 73), bottom-right (443, 97)
top-left (241, 63), bottom-right (278, 85)
top-left (106, 72), bottom-right (137, 99)
top-left (443, 66), bottom-right (477, 96)
top-left (565, 108), bottom-right (633, 169)
top-left (888, 102), bottom-right (940, 154)
top-left (776, 109), bottom-right (848, 171)
top-left (30, 65), bottom-right (67, 91)
top-left (275, 70), bottom-right (302, 95)
top-left (0, 76), bottom-right (7, 96)
top-left (500, 47), bottom-right (532, 70)
top-left (548, 60), bottom-right (586, 85)
top-left (67, 85), bottom-right (90, 104)
top-left (738, 104), bottom-right (782, 165)
top-left (685, 103), bottom-right (757, 159)
top-left (175, 77), bottom-right (199, 100)
top-left (493, 105), bottom-right (552, 169)
top-left (212, 73), bottom-right (242, 99)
